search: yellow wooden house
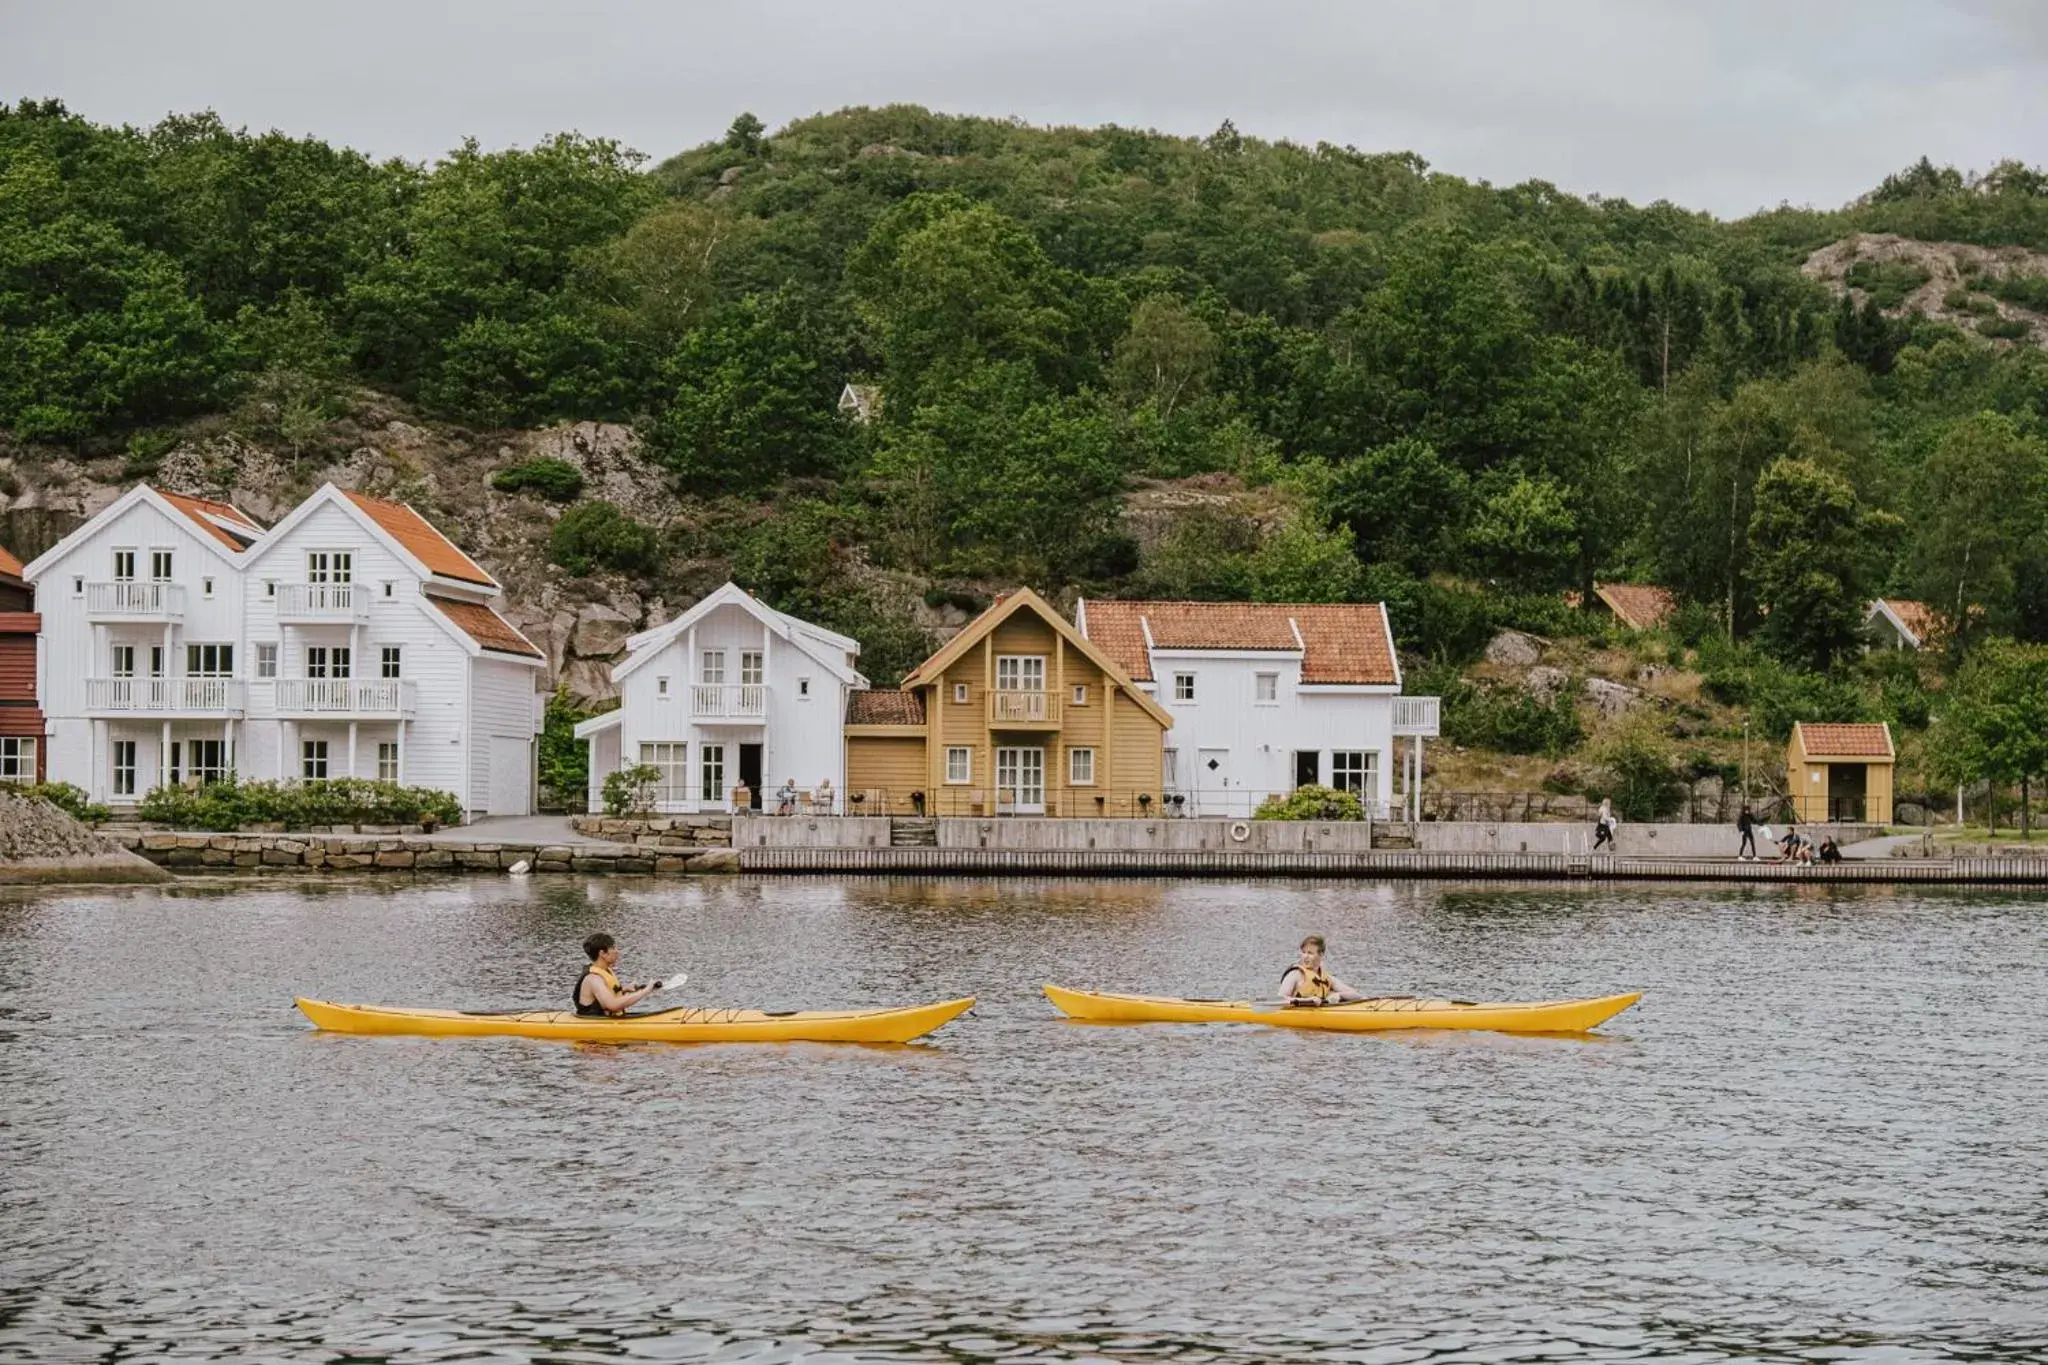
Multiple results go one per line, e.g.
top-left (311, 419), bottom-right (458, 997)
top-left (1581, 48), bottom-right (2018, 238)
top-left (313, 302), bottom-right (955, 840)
top-left (843, 588), bottom-right (1173, 817)
top-left (1786, 722), bottom-right (1895, 825)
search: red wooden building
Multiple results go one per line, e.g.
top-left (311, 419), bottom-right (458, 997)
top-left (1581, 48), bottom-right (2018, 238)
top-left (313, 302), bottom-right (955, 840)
top-left (0, 544), bottom-right (45, 782)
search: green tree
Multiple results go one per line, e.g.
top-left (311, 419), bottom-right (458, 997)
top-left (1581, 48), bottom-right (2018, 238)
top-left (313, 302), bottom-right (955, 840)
top-left (1929, 640), bottom-right (2048, 834)
top-left (550, 501), bottom-right (658, 575)
top-left (1111, 295), bottom-right (1217, 418)
top-left (1749, 458), bottom-right (1899, 670)
top-left (1908, 413), bottom-right (2048, 645)
top-left (1326, 438), bottom-right (1469, 575)
top-left (1467, 474), bottom-right (1578, 588)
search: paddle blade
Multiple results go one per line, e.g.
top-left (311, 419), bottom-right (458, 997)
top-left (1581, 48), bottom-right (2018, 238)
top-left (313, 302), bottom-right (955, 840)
top-left (654, 971), bottom-right (688, 993)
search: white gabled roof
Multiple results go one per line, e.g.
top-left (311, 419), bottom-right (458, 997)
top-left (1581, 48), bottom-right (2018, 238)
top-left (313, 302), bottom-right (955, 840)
top-left (23, 484), bottom-right (266, 579)
top-left (245, 483), bottom-right (500, 593)
top-left (613, 582), bottom-right (864, 686)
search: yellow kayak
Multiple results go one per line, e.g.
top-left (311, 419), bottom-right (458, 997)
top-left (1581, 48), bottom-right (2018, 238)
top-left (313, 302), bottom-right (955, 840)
top-left (296, 995), bottom-right (975, 1044)
top-left (1043, 984), bottom-right (1640, 1034)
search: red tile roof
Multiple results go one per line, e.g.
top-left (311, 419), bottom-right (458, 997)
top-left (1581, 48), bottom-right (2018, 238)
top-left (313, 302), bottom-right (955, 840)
top-left (1593, 583), bottom-right (1677, 632)
top-left (1876, 598), bottom-right (1937, 644)
top-left (0, 544), bottom-right (22, 579)
top-left (343, 490), bottom-right (495, 586)
top-left (154, 489), bottom-right (264, 551)
top-left (1796, 722), bottom-right (1895, 760)
top-left (1080, 600), bottom-right (1399, 686)
top-left (427, 595), bottom-right (543, 657)
top-left (846, 689), bottom-right (926, 725)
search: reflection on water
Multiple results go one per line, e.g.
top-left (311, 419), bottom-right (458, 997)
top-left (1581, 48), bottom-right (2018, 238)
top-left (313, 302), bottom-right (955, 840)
top-left (2, 875), bottom-right (2046, 1362)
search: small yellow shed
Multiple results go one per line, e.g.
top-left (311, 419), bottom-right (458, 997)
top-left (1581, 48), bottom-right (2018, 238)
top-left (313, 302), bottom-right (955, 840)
top-left (1786, 722), bottom-right (1894, 825)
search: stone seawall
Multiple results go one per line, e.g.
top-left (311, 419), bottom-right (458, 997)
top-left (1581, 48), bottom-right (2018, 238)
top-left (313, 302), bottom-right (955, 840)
top-left (566, 815), bottom-right (733, 849)
top-left (111, 831), bottom-right (738, 875)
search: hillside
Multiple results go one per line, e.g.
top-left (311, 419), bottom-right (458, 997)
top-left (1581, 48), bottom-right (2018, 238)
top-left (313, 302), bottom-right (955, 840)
top-left (4, 102), bottom-right (2048, 819)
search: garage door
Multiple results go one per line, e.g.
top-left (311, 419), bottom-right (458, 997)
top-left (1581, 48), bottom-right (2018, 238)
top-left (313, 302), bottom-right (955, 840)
top-left (488, 736), bottom-right (532, 815)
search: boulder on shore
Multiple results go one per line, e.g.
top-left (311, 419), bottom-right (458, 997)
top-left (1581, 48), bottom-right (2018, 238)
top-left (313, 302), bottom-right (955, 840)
top-left (1485, 630), bottom-right (1544, 667)
top-left (0, 791), bottom-right (170, 884)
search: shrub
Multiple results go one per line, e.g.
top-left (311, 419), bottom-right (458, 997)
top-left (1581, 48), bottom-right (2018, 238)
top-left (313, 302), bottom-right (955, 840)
top-left (1254, 783), bottom-right (1366, 821)
top-left (1843, 259), bottom-right (1931, 309)
top-left (490, 457), bottom-right (585, 502)
top-left (1590, 717), bottom-right (1686, 821)
top-left (1983, 272), bottom-right (2048, 311)
top-left (0, 781), bottom-right (111, 824)
top-left (1439, 679), bottom-right (1584, 756)
top-left (1942, 289), bottom-right (1998, 316)
top-left (1977, 316), bottom-right (2032, 341)
top-left (136, 775), bottom-right (461, 831)
top-left (603, 763), bottom-right (662, 816)
top-left (550, 500), bottom-right (658, 575)
top-left (1667, 600), bottom-right (1724, 649)
top-left (539, 689), bottom-right (602, 810)
top-left (1701, 652), bottom-right (1869, 741)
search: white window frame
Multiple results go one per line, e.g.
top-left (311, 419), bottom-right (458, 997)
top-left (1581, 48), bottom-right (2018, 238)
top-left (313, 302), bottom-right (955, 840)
top-left (797, 677), bottom-right (811, 699)
top-left (701, 650), bottom-right (726, 686)
top-left (185, 643), bottom-right (234, 677)
top-left (149, 549), bottom-right (173, 582)
top-left (1071, 684), bottom-right (1088, 706)
top-left (1069, 747), bottom-right (1095, 786)
top-left (656, 676), bottom-right (670, 698)
top-left (302, 740), bottom-right (330, 780)
top-left (739, 650), bottom-right (763, 686)
top-left (255, 643), bottom-right (278, 679)
top-left (112, 740), bottom-right (137, 796)
top-left (202, 576), bottom-right (214, 599)
top-left (376, 742), bottom-right (400, 783)
top-left (945, 747), bottom-right (972, 784)
top-left (112, 549), bottom-right (137, 581)
top-left (110, 645), bottom-right (136, 678)
top-left (699, 744), bottom-right (726, 803)
top-left (1255, 672), bottom-right (1279, 704)
top-left (953, 682), bottom-right (969, 704)
top-left (380, 646), bottom-right (402, 680)
top-left (0, 737), bottom-right (35, 780)
top-left (306, 550), bottom-right (352, 584)
top-left (1173, 672), bottom-right (1196, 702)
top-left (187, 739), bottom-right (230, 786)
top-left (307, 646), bottom-right (352, 680)
top-left (1331, 750), bottom-right (1377, 795)
top-left (639, 742), bottom-right (688, 808)
top-left (995, 655), bottom-right (1046, 692)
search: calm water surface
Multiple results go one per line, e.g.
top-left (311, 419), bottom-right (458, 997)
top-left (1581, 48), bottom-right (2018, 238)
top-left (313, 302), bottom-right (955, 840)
top-left (1, 875), bottom-right (2044, 1363)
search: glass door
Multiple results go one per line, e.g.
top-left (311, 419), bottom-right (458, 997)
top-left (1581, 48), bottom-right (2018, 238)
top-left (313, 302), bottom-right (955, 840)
top-left (995, 747), bottom-right (1045, 815)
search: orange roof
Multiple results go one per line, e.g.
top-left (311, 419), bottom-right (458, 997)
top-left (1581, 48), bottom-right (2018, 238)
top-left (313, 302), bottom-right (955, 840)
top-left (1876, 598), bottom-right (1937, 643)
top-left (1080, 600), bottom-right (1399, 686)
top-left (0, 544), bottom-right (22, 579)
top-left (1593, 583), bottom-right (1677, 632)
top-left (343, 490), bottom-right (494, 586)
top-left (846, 690), bottom-right (925, 725)
top-left (1796, 722), bottom-right (1895, 760)
top-left (427, 595), bottom-right (543, 657)
top-left (154, 488), bottom-right (264, 551)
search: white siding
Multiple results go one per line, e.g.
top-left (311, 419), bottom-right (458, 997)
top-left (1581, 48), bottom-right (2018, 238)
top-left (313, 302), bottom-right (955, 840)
top-left (469, 656), bottom-right (538, 816)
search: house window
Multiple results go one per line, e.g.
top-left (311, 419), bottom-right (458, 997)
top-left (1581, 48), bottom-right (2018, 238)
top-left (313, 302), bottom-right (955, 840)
top-left (185, 644), bottom-right (234, 677)
top-left (202, 577), bottom-right (214, 599)
top-left (995, 656), bottom-right (1045, 691)
top-left (187, 740), bottom-right (229, 785)
top-left (265, 581), bottom-right (275, 597)
top-left (307, 646), bottom-right (351, 679)
top-left (1331, 751), bottom-right (1377, 795)
top-left (1255, 672), bottom-right (1278, 703)
top-left (740, 650), bottom-right (763, 686)
top-left (1069, 747), bottom-right (1096, 786)
top-left (699, 744), bottom-right (726, 803)
top-left (149, 550), bottom-right (173, 581)
top-left (1071, 684), bottom-right (1088, 706)
top-left (255, 644), bottom-right (278, 679)
top-left (380, 646), bottom-right (402, 679)
top-left (302, 740), bottom-right (330, 780)
top-left (945, 747), bottom-right (972, 784)
top-left (382, 582), bottom-right (394, 598)
top-left (113, 550), bottom-right (137, 581)
top-left (72, 577), bottom-right (84, 596)
top-left (1174, 673), bottom-right (1196, 702)
top-left (701, 650), bottom-right (726, 685)
top-left (307, 551), bottom-right (352, 584)
top-left (953, 682), bottom-right (969, 704)
top-left (112, 741), bottom-right (137, 796)
top-left (377, 742), bottom-right (400, 782)
top-left (797, 677), bottom-right (811, 699)
top-left (656, 676), bottom-right (670, 698)
top-left (111, 645), bottom-right (136, 677)
top-left (639, 742), bottom-right (688, 807)
top-left (149, 646), bottom-right (164, 677)
top-left (0, 737), bottom-right (35, 780)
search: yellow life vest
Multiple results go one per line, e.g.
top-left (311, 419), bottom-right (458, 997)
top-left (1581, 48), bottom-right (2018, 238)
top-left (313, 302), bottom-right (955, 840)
top-left (1286, 960), bottom-right (1336, 1000)
top-left (576, 961), bottom-right (625, 1015)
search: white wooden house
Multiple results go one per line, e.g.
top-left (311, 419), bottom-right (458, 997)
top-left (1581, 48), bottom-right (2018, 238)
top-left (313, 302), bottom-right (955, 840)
top-left (240, 485), bottom-right (545, 815)
top-left (25, 486), bottom-right (266, 806)
top-left (576, 583), bottom-right (864, 813)
top-left (1074, 599), bottom-right (1440, 820)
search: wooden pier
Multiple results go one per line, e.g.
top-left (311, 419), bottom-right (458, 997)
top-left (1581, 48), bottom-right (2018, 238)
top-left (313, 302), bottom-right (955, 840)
top-left (739, 846), bottom-right (2048, 884)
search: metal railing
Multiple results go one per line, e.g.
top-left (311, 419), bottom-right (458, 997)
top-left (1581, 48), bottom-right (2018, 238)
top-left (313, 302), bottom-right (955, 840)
top-left (85, 677), bottom-right (244, 713)
top-left (988, 689), bottom-right (1060, 726)
top-left (1392, 695), bottom-right (1441, 736)
top-left (276, 582), bottom-right (368, 621)
top-left (274, 678), bottom-right (417, 716)
top-left (85, 581), bottom-right (185, 617)
top-left (826, 787), bottom-right (1392, 819)
top-left (691, 683), bottom-right (768, 719)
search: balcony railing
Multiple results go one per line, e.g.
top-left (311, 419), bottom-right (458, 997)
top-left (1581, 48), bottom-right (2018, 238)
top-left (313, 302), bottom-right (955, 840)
top-left (276, 582), bottom-right (369, 622)
top-left (274, 678), bottom-right (417, 717)
top-left (988, 689), bottom-right (1060, 726)
top-left (691, 683), bottom-right (767, 720)
top-left (85, 581), bottom-right (185, 620)
top-left (1392, 695), bottom-right (1441, 737)
top-left (85, 677), bottom-right (243, 714)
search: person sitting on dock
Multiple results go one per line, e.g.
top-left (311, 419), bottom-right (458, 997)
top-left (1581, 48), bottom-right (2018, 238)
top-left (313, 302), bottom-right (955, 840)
top-left (1280, 935), bottom-right (1366, 1006)
top-left (575, 932), bottom-right (660, 1017)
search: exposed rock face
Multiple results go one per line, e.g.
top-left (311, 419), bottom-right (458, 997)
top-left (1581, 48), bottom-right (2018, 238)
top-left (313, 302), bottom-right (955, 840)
top-left (570, 604), bottom-right (635, 658)
top-left (1802, 233), bottom-right (2048, 346)
top-left (1581, 676), bottom-right (1641, 718)
top-left (1522, 665), bottom-right (1570, 703)
top-left (1486, 630), bottom-right (1544, 667)
top-left (0, 791), bottom-right (168, 883)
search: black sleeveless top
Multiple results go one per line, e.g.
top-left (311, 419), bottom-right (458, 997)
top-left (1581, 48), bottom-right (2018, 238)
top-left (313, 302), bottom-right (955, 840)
top-left (573, 969), bottom-right (607, 1016)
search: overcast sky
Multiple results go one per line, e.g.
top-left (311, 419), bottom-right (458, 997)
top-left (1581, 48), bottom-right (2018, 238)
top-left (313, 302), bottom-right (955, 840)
top-left (1, 0), bottom-right (2038, 217)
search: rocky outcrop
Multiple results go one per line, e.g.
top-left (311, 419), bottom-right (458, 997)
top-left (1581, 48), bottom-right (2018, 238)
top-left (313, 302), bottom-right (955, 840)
top-left (1803, 233), bottom-right (2048, 346)
top-left (1581, 676), bottom-right (1641, 719)
top-left (0, 791), bottom-right (170, 884)
top-left (1485, 629), bottom-right (1545, 667)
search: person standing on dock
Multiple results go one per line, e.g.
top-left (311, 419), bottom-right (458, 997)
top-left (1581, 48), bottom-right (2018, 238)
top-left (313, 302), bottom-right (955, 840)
top-left (1593, 797), bottom-right (1618, 851)
top-left (1737, 808), bottom-right (1757, 861)
top-left (1280, 935), bottom-right (1367, 1005)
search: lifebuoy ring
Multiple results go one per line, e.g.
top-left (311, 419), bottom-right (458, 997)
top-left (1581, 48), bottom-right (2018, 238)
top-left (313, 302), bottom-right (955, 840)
top-left (1228, 821), bottom-right (1251, 842)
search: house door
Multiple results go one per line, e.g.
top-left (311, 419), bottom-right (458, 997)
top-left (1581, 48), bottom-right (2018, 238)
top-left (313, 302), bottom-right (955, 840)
top-left (996, 746), bottom-right (1045, 815)
top-left (1294, 750), bottom-right (1320, 790)
top-left (487, 736), bottom-right (532, 816)
top-left (739, 743), bottom-right (764, 809)
top-left (1197, 748), bottom-right (1230, 816)
top-left (1827, 763), bottom-right (1867, 822)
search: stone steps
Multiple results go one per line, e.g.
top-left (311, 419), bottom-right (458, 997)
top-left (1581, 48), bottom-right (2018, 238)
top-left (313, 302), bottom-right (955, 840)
top-left (890, 818), bottom-right (939, 848)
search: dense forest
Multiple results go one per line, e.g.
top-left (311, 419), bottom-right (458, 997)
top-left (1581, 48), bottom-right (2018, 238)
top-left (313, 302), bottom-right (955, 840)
top-left (9, 99), bottom-right (2048, 815)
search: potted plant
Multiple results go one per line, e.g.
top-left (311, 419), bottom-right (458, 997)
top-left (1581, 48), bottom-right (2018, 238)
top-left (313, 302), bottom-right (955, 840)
top-left (1138, 792), bottom-right (1153, 813)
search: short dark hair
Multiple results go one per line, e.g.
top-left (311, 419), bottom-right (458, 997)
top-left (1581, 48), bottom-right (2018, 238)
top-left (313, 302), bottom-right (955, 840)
top-left (1300, 934), bottom-right (1325, 953)
top-left (584, 932), bottom-right (616, 961)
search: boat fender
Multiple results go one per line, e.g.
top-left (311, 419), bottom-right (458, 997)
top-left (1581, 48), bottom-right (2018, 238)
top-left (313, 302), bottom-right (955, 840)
top-left (1228, 821), bottom-right (1250, 842)
top-left (507, 859), bottom-right (531, 876)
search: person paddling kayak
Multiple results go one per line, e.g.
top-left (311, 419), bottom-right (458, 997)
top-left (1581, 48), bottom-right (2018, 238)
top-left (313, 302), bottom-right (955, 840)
top-left (1279, 934), bottom-right (1366, 1005)
top-left (575, 932), bottom-right (661, 1017)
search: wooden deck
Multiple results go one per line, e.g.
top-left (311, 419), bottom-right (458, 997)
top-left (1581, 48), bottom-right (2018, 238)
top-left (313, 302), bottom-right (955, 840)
top-left (739, 846), bottom-right (2048, 883)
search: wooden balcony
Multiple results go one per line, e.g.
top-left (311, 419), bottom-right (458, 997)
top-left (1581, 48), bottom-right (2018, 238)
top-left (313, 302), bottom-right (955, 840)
top-left (987, 689), bottom-right (1060, 728)
top-left (691, 683), bottom-right (768, 722)
top-left (85, 677), bottom-right (243, 716)
top-left (85, 581), bottom-right (184, 621)
top-left (1392, 695), bottom-right (1441, 737)
top-left (276, 582), bottom-right (370, 623)
top-left (274, 678), bottom-right (417, 718)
